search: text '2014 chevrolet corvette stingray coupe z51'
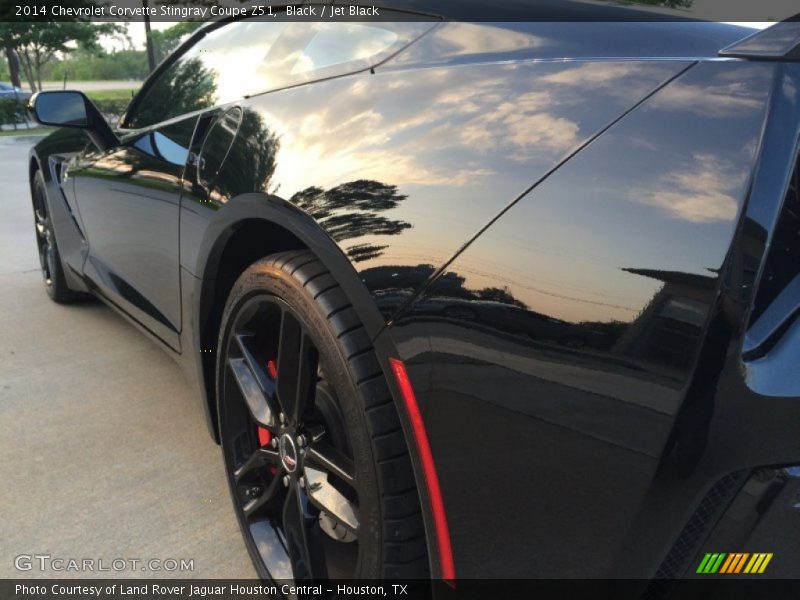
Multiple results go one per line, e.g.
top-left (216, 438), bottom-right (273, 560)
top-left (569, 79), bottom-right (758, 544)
top-left (25, 1), bottom-right (800, 589)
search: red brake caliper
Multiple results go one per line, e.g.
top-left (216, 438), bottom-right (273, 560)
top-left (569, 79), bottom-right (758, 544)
top-left (256, 360), bottom-right (279, 474)
top-left (258, 360), bottom-right (279, 473)
top-left (257, 359), bottom-right (278, 447)
top-left (257, 427), bottom-right (271, 447)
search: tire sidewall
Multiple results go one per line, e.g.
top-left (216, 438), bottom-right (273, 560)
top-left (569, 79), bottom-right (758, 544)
top-left (32, 170), bottom-right (75, 303)
top-left (216, 260), bottom-right (383, 581)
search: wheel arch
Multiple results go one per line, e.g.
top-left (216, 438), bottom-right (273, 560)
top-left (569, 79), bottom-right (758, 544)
top-left (29, 154), bottom-right (41, 184)
top-left (28, 152), bottom-right (46, 204)
top-left (172, 191), bottom-right (444, 576)
top-left (189, 193), bottom-right (390, 442)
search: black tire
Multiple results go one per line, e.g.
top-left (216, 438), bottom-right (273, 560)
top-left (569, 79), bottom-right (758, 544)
top-left (216, 250), bottom-right (428, 582)
top-left (31, 170), bottom-right (81, 303)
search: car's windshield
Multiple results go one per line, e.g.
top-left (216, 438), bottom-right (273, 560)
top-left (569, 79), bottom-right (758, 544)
top-left (124, 19), bottom-right (431, 129)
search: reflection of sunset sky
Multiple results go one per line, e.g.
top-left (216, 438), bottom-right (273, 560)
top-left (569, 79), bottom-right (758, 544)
top-left (221, 22), bottom-right (773, 325)
top-left (183, 22), bottom-right (286, 99)
top-left (176, 21), bottom-right (427, 106)
top-left (291, 24), bottom-right (399, 74)
top-left (252, 58), bottom-right (686, 273)
top-left (443, 62), bottom-right (773, 324)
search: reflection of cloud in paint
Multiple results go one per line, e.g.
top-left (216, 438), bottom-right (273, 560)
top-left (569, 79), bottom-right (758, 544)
top-left (633, 154), bottom-right (742, 224)
top-left (650, 79), bottom-right (763, 116)
top-left (336, 151), bottom-right (495, 186)
top-left (433, 23), bottom-right (543, 55)
top-left (292, 23), bottom-right (399, 74)
top-left (539, 63), bottom-right (668, 100)
top-left (270, 60), bottom-right (676, 193)
top-left (457, 91), bottom-right (580, 159)
top-left (541, 63), bottom-right (641, 86)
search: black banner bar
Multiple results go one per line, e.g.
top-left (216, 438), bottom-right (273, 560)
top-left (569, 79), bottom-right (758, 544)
top-left (1, 0), bottom-right (798, 23)
top-left (4, 579), bottom-right (800, 600)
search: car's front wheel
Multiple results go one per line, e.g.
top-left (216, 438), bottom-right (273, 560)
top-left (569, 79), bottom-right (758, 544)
top-left (216, 250), bottom-right (428, 582)
top-left (31, 170), bottom-right (80, 303)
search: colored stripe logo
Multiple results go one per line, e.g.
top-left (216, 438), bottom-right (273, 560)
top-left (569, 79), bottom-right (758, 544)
top-left (697, 552), bottom-right (773, 574)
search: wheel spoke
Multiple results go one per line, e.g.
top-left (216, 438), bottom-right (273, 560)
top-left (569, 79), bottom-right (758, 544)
top-left (35, 214), bottom-right (47, 237)
top-left (305, 443), bottom-right (355, 486)
top-left (304, 467), bottom-right (359, 535)
top-left (275, 311), bottom-right (319, 423)
top-left (234, 447), bottom-right (280, 484)
top-left (282, 481), bottom-right (328, 581)
top-left (294, 333), bottom-right (319, 423)
top-left (44, 243), bottom-right (56, 283)
top-left (242, 474), bottom-right (283, 520)
top-left (235, 334), bottom-right (276, 392)
top-left (228, 358), bottom-right (277, 430)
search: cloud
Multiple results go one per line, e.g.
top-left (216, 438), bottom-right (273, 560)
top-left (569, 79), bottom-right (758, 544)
top-left (431, 23), bottom-right (544, 56)
top-left (541, 63), bottom-right (642, 86)
top-left (633, 154), bottom-right (743, 224)
top-left (268, 59), bottom-right (679, 194)
top-left (649, 79), bottom-right (765, 117)
top-left (539, 62), bottom-right (668, 100)
top-left (455, 90), bottom-right (580, 159)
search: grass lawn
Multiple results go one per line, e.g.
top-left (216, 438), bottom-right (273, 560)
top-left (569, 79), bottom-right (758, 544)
top-left (0, 126), bottom-right (56, 137)
top-left (85, 89), bottom-right (137, 103)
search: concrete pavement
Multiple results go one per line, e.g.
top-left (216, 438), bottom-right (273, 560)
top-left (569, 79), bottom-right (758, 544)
top-left (0, 135), bottom-right (255, 579)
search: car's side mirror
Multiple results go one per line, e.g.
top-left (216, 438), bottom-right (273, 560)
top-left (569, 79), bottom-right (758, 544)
top-left (31, 91), bottom-right (87, 126)
top-left (28, 91), bottom-right (118, 151)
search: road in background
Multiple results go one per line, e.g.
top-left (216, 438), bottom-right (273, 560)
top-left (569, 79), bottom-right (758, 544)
top-left (0, 136), bottom-right (255, 578)
top-left (41, 80), bottom-right (143, 92)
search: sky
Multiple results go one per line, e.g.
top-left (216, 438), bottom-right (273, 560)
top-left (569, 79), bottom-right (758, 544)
top-left (100, 21), bottom-right (176, 52)
top-left (103, 18), bottom-right (772, 52)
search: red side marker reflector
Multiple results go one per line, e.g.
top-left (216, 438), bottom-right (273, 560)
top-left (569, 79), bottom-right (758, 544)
top-left (388, 357), bottom-right (456, 585)
top-left (267, 360), bottom-right (278, 379)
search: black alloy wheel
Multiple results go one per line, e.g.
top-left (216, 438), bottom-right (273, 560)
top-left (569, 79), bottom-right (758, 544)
top-left (31, 170), bottom-right (79, 303)
top-left (217, 251), bottom-right (428, 584)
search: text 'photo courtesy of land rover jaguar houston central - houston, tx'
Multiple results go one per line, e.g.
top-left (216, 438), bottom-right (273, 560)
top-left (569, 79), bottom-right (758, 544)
top-left (23, 2), bottom-right (800, 592)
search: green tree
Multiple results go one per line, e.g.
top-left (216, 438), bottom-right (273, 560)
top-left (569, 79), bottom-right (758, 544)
top-left (145, 1), bottom-right (214, 71)
top-left (3, 44), bottom-right (21, 88)
top-left (42, 49), bottom-right (149, 81)
top-left (0, 21), bottom-right (118, 92)
top-left (0, 24), bottom-right (24, 88)
top-left (150, 21), bottom-right (204, 64)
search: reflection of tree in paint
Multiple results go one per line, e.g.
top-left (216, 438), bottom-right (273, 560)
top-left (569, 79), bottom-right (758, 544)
top-left (364, 263), bottom-right (626, 350)
top-left (129, 57), bottom-right (217, 128)
top-left (345, 243), bottom-right (389, 263)
top-left (633, 0), bottom-right (693, 7)
top-left (289, 180), bottom-right (412, 262)
top-left (474, 286), bottom-right (526, 308)
top-left (362, 264), bottom-right (528, 309)
top-left (211, 108), bottom-right (280, 198)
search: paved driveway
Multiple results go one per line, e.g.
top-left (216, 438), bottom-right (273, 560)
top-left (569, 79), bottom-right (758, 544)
top-left (0, 135), bottom-right (255, 579)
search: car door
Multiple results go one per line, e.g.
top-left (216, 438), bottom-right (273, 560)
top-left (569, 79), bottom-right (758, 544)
top-left (66, 21), bottom-right (236, 351)
top-left (67, 19), bottom-right (305, 350)
top-left (69, 115), bottom-right (196, 351)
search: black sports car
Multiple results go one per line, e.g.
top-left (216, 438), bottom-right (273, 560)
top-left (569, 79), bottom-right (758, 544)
top-left (25, 3), bottom-right (800, 588)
